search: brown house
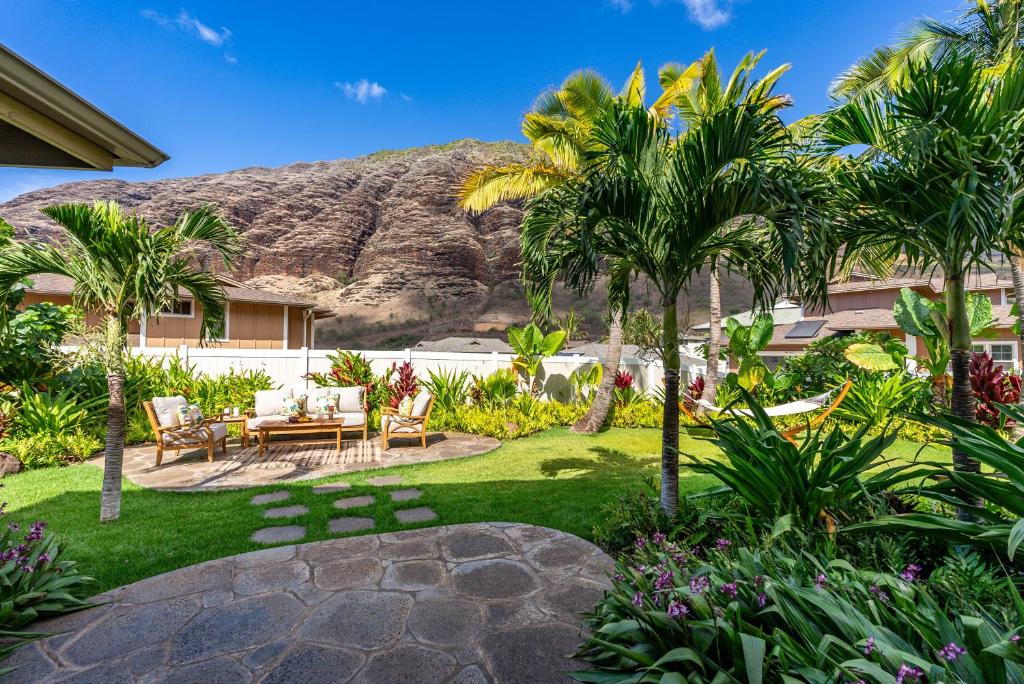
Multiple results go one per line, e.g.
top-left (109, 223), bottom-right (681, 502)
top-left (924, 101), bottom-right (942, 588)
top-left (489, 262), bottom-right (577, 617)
top-left (22, 273), bottom-right (333, 350)
top-left (761, 273), bottom-right (1019, 369)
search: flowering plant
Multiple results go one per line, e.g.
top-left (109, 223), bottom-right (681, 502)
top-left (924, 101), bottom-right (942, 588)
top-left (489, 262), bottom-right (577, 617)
top-left (0, 497), bottom-right (92, 672)
top-left (576, 535), bottom-right (1024, 683)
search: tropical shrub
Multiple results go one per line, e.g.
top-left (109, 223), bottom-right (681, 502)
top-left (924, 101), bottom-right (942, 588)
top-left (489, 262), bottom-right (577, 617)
top-left (421, 368), bottom-right (470, 412)
top-left (833, 373), bottom-right (929, 426)
top-left (469, 369), bottom-right (519, 407)
top-left (613, 370), bottom-right (640, 406)
top-left (8, 385), bottom-right (105, 436)
top-left (569, 364), bottom-right (602, 403)
top-left (0, 502), bottom-right (93, 674)
top-left (612, 401), bottom-right (665, 429)
top-left (775, 332), bottom-right (905, 401)
top-left (970, 351), bottom-right (1021, 428)
top-left (682, 375), bottom-right (704, 411)
top-left (507, 323), bottom-right (567, 396)
top-left (383, 361), bottom-right (418, 409)
top-left (591, 478), bottom-right (707, 554)
top-left (0, 430), bottom-right (102, 468)
top-left (0, 303), bottom-right (81, 387)
top-left (724, 314), bottom-right (792, 393)
top-left (304, 350), bottom-right (388, 410)
top-left (685, 393), bottom-right (928, 531)
top-left (576, 538), bottom-right (1024, 683)
top-left (849, 404), bottom-right (1024, 562)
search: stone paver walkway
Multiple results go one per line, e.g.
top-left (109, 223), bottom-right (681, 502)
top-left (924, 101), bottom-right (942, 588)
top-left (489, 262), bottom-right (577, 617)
top-left (10, 523), bottom-right (612, 683)
top-left (101, 433), bottom-right (500, 491)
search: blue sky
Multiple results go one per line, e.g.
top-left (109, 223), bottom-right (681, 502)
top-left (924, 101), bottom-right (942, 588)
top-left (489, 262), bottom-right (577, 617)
top-left (1, 0), bottom-right (952, 202)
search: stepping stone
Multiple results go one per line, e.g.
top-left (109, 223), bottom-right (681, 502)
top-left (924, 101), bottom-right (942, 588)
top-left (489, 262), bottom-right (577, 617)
top-left (329, 517), bottom-right (375, 533)
top-left (312, 482), bottom-right (352, 494)
top-left (263, 505), bottom-right (309, 519)
top-left (368, 475), bottom-right (404, 486)
top-left (390, 488), bottom-right (422, 502)
top-left (250, 491), bottom-right (290, 506)
top-left (395, 507), bottom-right (438, 524)
top-left (251, 526), bottom-right (306, 544)
top-left (333, 495), bottom-right (376, 510)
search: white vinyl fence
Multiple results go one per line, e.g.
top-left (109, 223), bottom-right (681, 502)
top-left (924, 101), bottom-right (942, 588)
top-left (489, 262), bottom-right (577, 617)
top-left (129, 346), bottom-right (708, 402)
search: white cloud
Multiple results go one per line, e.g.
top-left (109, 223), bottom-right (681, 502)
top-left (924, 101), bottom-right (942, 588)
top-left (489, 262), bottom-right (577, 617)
top-left (610, 0), bottom-right (733, 29)
top-left (681, 0), bottom-right (731, 29)
top-left (335, 79), bottom-right (387, 104)
top-left (142, 9), bottom-right (236, 59)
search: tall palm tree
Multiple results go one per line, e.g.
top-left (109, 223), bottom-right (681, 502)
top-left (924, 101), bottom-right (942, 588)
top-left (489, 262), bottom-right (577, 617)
top-left (0, 202), bottom-right (240, 521)
top-left (663, 50), bottom-right (792, 404)
top-left (459, 62), bottom-right (698, 433)
top-left (522, 70), bottom-right (809, 514)
top-left (832, 0), bottom-right (1024, 369)
top-left (816, 56), bottom-right (1024, 491)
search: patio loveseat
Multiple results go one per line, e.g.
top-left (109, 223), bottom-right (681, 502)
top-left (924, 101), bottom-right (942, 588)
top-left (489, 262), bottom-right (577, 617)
top-left (246, 386), bottom-right (368, 445)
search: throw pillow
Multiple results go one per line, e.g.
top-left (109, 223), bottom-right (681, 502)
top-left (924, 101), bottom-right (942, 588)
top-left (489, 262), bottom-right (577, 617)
top-left (188, 404), bottom-right (205, 424)
top-left (398, 396), bottom-right (414, 417)
top-left (281, 397), bottom-right (302, 417)
top-left (175, 405), bottom-right (192, 426)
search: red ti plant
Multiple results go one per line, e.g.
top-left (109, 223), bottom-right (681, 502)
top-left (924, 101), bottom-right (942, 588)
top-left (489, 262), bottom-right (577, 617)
top-left (386, 361), bottom-right (418, 409)
top-left (970, 351), bottom-right (1022, 428)
top-left (684, 375), bottom-right (705, 411)
top-left (613, 369), bottom-right (636, 407)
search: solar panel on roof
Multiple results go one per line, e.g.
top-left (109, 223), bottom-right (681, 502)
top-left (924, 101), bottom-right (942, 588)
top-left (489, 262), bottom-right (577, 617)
top-left (785, 320), bottom-right (826, 339)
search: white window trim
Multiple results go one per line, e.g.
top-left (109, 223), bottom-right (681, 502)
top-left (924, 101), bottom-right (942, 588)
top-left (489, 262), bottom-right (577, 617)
top-left (283, 305), bottom-right (290, 349)
top-left (160, 299), bottom-right (195, 318)
top-left (972, 340), bottom-right (1019, 369)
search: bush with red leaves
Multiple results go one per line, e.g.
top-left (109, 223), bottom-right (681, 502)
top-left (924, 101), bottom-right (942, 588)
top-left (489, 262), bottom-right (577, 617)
top-left (969, 351), bottom-right (1021, 427)
top-left (614, 370), bottom-right (635, 390)
top-left (684, 375), bottom-right (705, 410)
top-left (385, 361), bottom-right (419, 409)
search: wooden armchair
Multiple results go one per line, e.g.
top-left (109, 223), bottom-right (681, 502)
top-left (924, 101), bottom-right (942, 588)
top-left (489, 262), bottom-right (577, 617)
top-left (144, 399), bottom-right (228, 465)
top-left (380, 392), bottom-right (435, 450)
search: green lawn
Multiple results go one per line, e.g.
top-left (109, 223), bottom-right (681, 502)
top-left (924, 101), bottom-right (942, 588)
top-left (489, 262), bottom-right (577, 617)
top-left (3, 427), bottom-right (949, 594)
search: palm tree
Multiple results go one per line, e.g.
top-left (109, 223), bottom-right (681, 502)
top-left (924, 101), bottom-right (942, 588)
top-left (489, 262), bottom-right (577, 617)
top-left (0, 202), bottom-right (240, 521)
top-left (816, 56), bottom-right (1024, 490)
top-left (522, 67), bottom-right (808, 514)
top-left (459, 63), bottom-right (698, 433)
top-left (831, 0), bottom-right (1024, 361)
top-left (664, 50), bottom-right (792, 405)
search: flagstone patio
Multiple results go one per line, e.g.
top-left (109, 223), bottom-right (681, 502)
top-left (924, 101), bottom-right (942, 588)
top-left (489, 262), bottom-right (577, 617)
top-left (95, 432), bottom-right (500, 490)
top-left (9, 523), bottom-right (613, 683)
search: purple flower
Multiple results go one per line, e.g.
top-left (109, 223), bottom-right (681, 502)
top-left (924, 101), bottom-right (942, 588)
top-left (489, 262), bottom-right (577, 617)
top-left (900, 564), bottom-right (923, 583)
top-left (632, 592), bottom-right (644, 607)
top-left (1011, 634), bottom-right (1022, 647)
top-left (6, 522), bottom-right (18, 531)
top-left (715, 538), bottom-right (732, 551)
top-left (895, 664), bottom-right (923, 684)
top-left (634, 564), bottom-right (647, 574)
top-left (938, 642), bottom-right (966, 662)
top-left (652, 532), bottom-right (667, 544)
top-left (36, 553), bottom-right (50, 565)
top-left (869, 584), bottom-right (890, 603)
top-left (655, 571), bottom-right (674, 591)
top-left (634, 536), bottom-right (648, 549)
top-left (671, 553), bottom-right (687, 564)
top-left (753, 575), bottom-right (765, 587)
top-left (690, 545), bottom-right (702, 558)
top-left (815, 573), bottom-right (827, 591)
top-left (864, 636), bottom-right (876, 656)
top-left (667, 600), bottom-right (689, 619)
top-left (689, 576), bottom-right (710, 595)
top-left (756, 593), bottom-right (768, 608)
top-left (612, 573), bottom-right (625, 582)
top-left (719, 582), bottom-right (738, 599)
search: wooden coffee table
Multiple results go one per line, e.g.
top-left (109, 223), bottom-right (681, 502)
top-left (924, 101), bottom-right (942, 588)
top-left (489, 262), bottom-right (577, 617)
top-left (256, 416), bottom-right (349, 458)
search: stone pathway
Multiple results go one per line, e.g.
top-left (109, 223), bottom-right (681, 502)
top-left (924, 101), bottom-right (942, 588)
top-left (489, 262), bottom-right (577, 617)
top-left (10, 523), bottom-right (613, 683)
top-left (103, 433), bottom-right (500, 491)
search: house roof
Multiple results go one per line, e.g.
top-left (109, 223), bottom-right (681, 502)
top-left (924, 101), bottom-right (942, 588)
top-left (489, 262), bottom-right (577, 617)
top-left (766, 305), bottom-right (1016, 346)
top-left (826, 272), bottom-right (1013, 295)
top-left (0, 44), bottom-right (168, 170)
top-left (413, 337), bottom-right (514, 353)
top-left (24, 273), bottom-right (332, 317)
top-left (692, 299), bottom-right (802, 331)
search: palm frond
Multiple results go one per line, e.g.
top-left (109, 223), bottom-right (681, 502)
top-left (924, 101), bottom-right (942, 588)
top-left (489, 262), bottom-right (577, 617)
top-left (457, 163), bottom-right (570, 213)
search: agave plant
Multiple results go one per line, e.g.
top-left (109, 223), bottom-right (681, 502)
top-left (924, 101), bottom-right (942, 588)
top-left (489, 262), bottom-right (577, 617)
top-left (421, 368), bottom-right (470, 413)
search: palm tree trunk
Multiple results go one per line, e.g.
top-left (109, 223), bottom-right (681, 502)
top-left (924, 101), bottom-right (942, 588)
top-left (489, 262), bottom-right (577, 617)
top-left (572, 312), bottom-right (624, 434)
top-left (701, 256), bottom-right (722, 407)
top-left (946, 276), bottom-right (982, 517)
top-left (1010, 249), bottom-right (1024, 439)
top-left (660, 298), bottom-right (681, 516)
top-left (99, 317), bottom-right (127, 522)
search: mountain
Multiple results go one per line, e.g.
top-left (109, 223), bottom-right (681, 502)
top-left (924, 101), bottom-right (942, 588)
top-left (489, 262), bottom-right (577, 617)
top-left (0, 139), bottom-right (755, 348)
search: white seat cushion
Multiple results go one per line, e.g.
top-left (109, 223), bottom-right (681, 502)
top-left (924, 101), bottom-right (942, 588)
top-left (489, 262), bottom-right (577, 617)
top-left (336, 386), bottom-right (364, 413)
top-left (247, 415), bottom-right (287, 430)
top-left (336, 411), bottom-right (365, 427)
top-left (163, 421), bottom-right (227, 444)
top-left (255, 389), bottom-right (291, 417)
top-left (411, 391), bottom-right (432, 417)
top-left (152, 396), bottom-right (187, 427)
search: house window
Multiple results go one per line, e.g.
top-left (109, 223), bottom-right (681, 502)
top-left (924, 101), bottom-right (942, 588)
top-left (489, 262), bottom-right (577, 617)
top-left (990, 343), bottom-right (1014, 363)
top-left (161, 300), bottom-right (193, 318)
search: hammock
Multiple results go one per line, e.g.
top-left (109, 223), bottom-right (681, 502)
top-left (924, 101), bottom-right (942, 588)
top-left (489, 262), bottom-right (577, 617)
top-left (679, 379), bottom-right (854, 444)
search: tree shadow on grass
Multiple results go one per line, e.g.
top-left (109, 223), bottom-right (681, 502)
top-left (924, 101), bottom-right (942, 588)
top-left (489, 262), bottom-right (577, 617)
top-left (539, 446), bottom-right (659, 480)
